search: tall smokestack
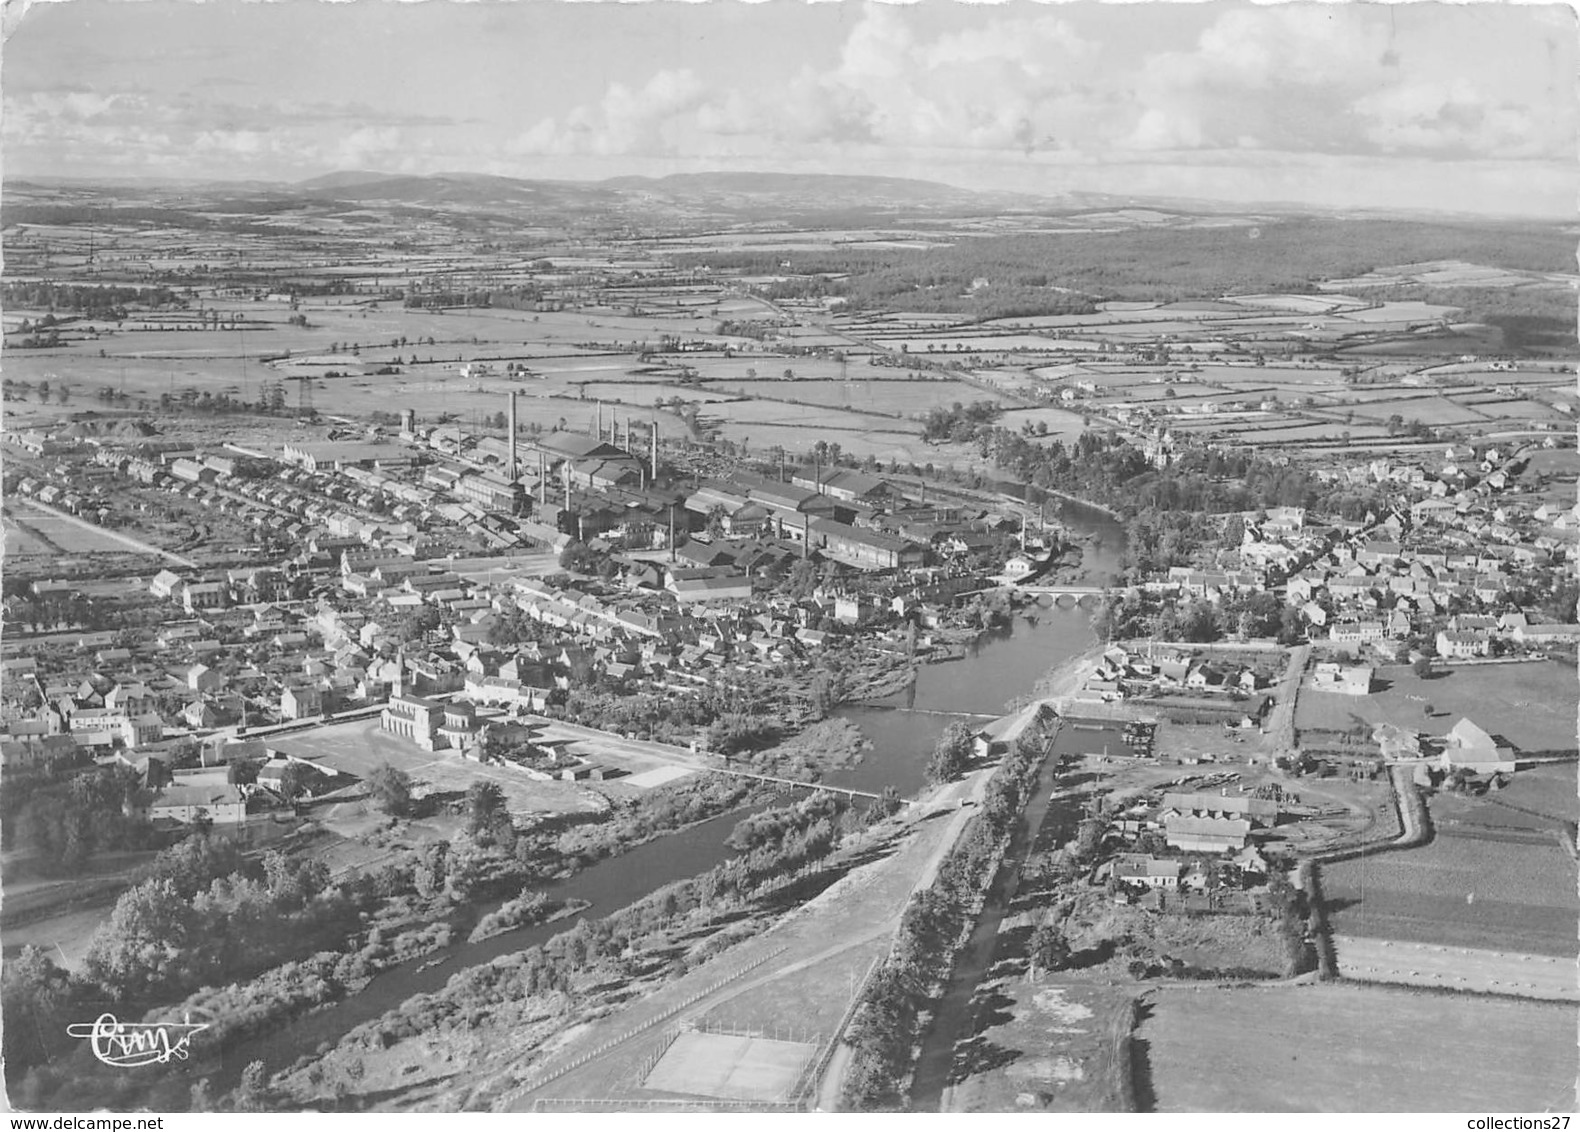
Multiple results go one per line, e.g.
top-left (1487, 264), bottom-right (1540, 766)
top-left (650, 421), bottom-right (658, 480)
top-left (596, 400), bottom-right (603, 441)
top-left (563, 461), bottom-right (571, 514)
top-left (624, 417), bottom-right (632, 453)
top-left (507, 391), bottom-right (518, 483)
top-left (539, 451), bottom-right (546, 505)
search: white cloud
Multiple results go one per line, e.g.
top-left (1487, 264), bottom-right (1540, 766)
top-left (512, 69), bottom-right (708, 156)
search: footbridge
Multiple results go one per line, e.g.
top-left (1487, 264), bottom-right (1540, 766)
top-left (710, 767), bottom-right (883, 802)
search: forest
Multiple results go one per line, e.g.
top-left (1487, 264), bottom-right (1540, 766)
top-left (684, 217), bottom-right (1575, 315)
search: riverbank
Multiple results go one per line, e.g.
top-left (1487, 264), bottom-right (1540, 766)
top-left (258, 759), bottom-right (996, 1110)
top-left (1032, 643), bottom-right (1109, 713)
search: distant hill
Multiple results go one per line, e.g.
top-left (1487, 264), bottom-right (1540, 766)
top-left (280, 169), bottom-right (1129, 218)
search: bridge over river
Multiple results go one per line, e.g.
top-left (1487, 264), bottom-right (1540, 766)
top-left (1011, 582), bottom-right (1118, 607)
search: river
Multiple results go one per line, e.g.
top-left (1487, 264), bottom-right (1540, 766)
top-left (206, 499), bottom-right (1125, 1092)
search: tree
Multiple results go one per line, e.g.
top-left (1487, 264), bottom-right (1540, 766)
top-left (559, 540), bottom-right (593, 573)
top-left (466, 780), bottom-right (509, 841)
top-left (1412, 655), bottom-right (1434, 679)
top-left (926, 721), bottom-right (974, 784)
top-left (276, 762), bottom-right (309, 801)
top-left (232, 1061), bottom-right (271, 1112)
top-left (367, 762), bottom-right (413, 816)
top-left (1073, 817), bottom-right (1107, 863)
top-left (1029, 920), bottom-right (1071, 972)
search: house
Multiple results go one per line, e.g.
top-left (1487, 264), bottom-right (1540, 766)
top-left (1329, 619), bottom-right (1384, 645)
top-left (119, 714), bottom-right (165, 749)
top-left (187, 664), bottom-right (225, 693)
top-left (1310, 662), bottom-right (1373, 696)
top-left (972, 703), bottom-right (1048, 759)
top-left (1435, 629), bottom-right (1490, 659)
top-left (280, 684), bottom-right (324, 720)
top-left (0, 733), bottom-right (78, 770)
top-left (1512, 622), bottom-right (1580, 647)
top-left (104, 683), bottom-right (156, 716)
top-left (128, 783), bottom-right (246, 826)
top-left (1438, 718), bottom-right (1517, 774)
top-left (182, 581), bottom-right (230, 613)
top-left (1114, 854), bottom-right (1181, 889)
top-left (149, 570), bottom-right (184, 599)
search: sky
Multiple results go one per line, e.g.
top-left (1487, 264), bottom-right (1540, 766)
top-left (3, 0), bottom-right (1576, 217)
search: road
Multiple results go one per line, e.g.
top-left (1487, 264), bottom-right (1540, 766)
top-left (1263, 642), bottom-right (1310, 759)
top-left (15, 498), bottom-right (199, 568)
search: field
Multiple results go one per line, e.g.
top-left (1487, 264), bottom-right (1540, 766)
top-left (1320, 827), bottom-right (1578, 956)
top-left (1294, 660), bottom-right (1578, 753)
top-left (1333, 935), bottom-right (1577, 1000)
top-left (1136, 982), bottom-right (1577, 1111)
top-left (708, 378), bottom-right (987, 417)
top-left (643, 1031), bottom-right (815, 1102)
top-left (945, 982), bottom-right (1136, 1113)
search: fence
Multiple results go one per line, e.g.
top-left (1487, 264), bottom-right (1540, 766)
top-left (505, 945), bottom-right (789, 1103)
top-left (795, 952), bottom-right (883, 1109)
top-left (533, 1097), bottom-right (800, 1112)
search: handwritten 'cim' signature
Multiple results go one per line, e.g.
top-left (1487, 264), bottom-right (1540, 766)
top-left (66, 1014), bottom-right (210, 1068)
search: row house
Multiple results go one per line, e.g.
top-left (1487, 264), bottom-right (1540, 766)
top-left (1329, 619), bottom-right (1385, 645)
top-left (1435, 629), bottom-right (1491, 658)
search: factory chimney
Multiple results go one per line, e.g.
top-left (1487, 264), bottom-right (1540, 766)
top-left (538, 451), bottom-right (547, 505)
top-left (650, 421), bottom-right (659, 480)
top-left (596, 400), bottom-right (603, 441)
top-left (507, 391), bottom-right (518, 483)
top-left (624, 417), bottom-right (632, 453)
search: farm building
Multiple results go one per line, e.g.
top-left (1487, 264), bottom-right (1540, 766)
top-left (1163, 815), bottom-right (1252, 853)
top-left (1161, 792), bottom-right (1280, 827)
top-left (1438, 718), bottom-right (1517, 774)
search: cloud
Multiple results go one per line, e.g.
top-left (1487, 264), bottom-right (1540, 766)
top-left (503, 5), bottom-right (1572, 167)
top-left (512, 69), bottom-right (708, 156)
